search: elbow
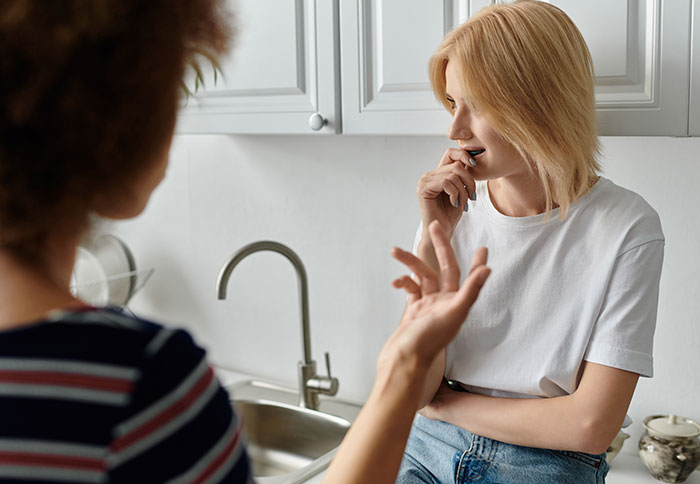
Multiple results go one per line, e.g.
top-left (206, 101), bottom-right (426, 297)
top-left (579, 437), bottom-right (612, 456)
top-left (576, 417), bottom-right (617, 455)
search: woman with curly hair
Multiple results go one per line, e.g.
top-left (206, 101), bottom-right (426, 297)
top-left (0, 1), bottom-right (490, 483)
top-left (0, 1), bottom-right (252, 482)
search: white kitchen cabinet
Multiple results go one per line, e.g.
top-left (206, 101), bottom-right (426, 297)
top-left (177, 0), bottom-right (340, 134)
top-left (179, 0), bottom-right (694, 136)
top-left (556, 0), bottom-right (691, 136)
top-left (341, 0), bottom-right (692, 136)
top-left (690, 0), bottom-right (700, 136)
top-left (339, 0), bottom-right (489, 135)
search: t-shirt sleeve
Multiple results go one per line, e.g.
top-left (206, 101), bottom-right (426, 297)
top-left (584, 239), bottom-right (664, 378)
top-left (106, 328), bottom-right (253, 483)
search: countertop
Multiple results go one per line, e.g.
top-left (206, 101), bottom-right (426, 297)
top-left (214, 367), bottom-right (699, 484)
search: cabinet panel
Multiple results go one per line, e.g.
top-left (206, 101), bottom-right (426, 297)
top-left (340, 0), bottom-right (472, 134)
top-left (177, 0), bottom-right (340, 134)
top-left (180, 0), bottom-right (692, 136)
top-left (552, 0), bottom-right (691, 136)
top-left (343, 0), bottom-right (691, 136)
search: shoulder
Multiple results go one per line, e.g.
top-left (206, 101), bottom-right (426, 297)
top-left (34, 307), bottom-right (211, 404)
top-left (62, 308), bottom-right (213, 407)
top-left (0, 307), bottom-right (183, 369)
top-left (36, 307), bottom-right (188, 368)
top-left (102, 311), bottom-right (250, 482)
top-left (578, 178), bottom-right (664, 251)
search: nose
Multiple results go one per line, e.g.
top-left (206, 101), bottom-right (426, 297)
top-left (447, 109), bottom-right (472, 141)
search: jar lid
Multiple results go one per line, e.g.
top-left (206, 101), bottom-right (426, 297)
top-left (643, 414), bottom-right (700, 440)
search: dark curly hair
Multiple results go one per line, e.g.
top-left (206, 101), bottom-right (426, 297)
top-left (0, 0), bottom-right (232, 254)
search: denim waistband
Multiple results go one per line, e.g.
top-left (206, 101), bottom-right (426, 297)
top-left (402, 414), bottom-right (609, 484)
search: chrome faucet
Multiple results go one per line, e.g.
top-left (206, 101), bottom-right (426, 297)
top-left (216, 241), bottom-right (339, 410)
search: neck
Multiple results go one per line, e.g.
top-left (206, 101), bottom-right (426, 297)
top-left (487, 173), bottom-right (556, 217)
top-left (0, 233), bottom-right (83, 330)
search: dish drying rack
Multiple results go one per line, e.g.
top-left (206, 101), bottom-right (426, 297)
top-left (70, 234), bottom-right (154, 307)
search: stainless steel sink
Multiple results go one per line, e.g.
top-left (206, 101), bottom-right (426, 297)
top-left (228, 380), bottom-right (361, 484)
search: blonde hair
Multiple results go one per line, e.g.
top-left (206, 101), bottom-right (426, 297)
top-left (429, 0), bottom-right (600, 219)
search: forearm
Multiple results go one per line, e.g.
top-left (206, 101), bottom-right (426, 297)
top-left (417, 349), bottom-right (445, 409)
top-left (324, 357), bottom-right (426, 484)
top-left (417, 236), bottom-right (439, 273)
top-left (434, 391), bottom-right (619, 454)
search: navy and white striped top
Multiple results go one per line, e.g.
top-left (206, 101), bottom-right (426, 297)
top-left (0, 306), bottom-right (253, 483)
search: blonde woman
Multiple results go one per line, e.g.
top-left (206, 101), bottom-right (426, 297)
top-left (397, 2), bottom-right (664, 483)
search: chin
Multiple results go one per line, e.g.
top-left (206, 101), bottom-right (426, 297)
top-left (469, 168), bottom-right (492, 182)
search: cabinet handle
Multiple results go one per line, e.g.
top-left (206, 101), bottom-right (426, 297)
top-left (308, 113), bottom-right (328, 131)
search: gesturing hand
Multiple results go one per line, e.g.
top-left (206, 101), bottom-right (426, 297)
top-left (378, 220), bottom-right (490, 372)
top-left (323, 221), bottom-right (490, 484)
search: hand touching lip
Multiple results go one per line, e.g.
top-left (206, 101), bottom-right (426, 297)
top-left (459, 146), bottom-right (486, 160)
top-left (457, 146), bottom-right (485, 168)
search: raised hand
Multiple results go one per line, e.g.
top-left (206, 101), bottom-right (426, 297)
top-left (378, 220), bottom-right (490, 371)
top-left (324, 221), bottom-right (490, 484)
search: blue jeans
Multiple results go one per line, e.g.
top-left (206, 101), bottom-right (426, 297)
top-left (397, 414), bottom-right (609, 484)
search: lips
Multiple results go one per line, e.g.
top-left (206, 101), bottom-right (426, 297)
top-left (463, 147), bottom-right (486, 158)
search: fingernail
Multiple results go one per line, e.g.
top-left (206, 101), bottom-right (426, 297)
top-left (463, 203), bottom-right (469, 213)
top-left (468, 157), bottom-right (477, 167)
top-left (471, 191), bottom-right (477, 201)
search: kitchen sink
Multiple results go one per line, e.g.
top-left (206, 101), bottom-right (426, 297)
top-left (228, 380), bottom-right (361, 484)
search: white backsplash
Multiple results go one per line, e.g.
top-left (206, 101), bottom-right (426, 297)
top-left (112, 134), bottom-right (700, 449)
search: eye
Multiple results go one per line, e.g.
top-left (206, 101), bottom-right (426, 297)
top-left (446, 96), bottom-right (456, 110)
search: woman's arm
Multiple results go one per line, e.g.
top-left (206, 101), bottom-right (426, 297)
top-left (417, 350), bottom-right (445, 409)
top-left (424, 361), bottom-right (639, 454)
top-left (322, 354), bottom-right (427, 484)
top-left (323, 221), bottom-right (490, 484)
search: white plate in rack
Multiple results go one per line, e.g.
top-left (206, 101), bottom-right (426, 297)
top-left (71, 234), bottom-right (147, 307)
top-left (90, 234), bottom-right (137, 306)
top-left (71, 247), bottom-right (109, 306)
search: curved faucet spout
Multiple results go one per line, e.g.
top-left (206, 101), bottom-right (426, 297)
top-left (216, 241), bottom-right (312, 365)
top-left (217, 240), bottom-right (339, 409)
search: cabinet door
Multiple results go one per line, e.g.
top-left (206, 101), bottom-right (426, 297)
top-left (553, 0), bottom-right (691, 136)
top-left (341, 0), bottom-right (691, 136)
top-left (690, 0), bottom-right (700, 136)
top-left (177, 0), bottom-right (340, 134)
top-left (340, 0), bottom-right (492, 135)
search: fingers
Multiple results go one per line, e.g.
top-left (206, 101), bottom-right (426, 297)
top-left (468, 247), bottom-right (488, 275)
top-left (391, 275), bottom-right (421, 303)
top-left (419, 165), bottom-right (475, 208)
top-left (438, 147), bottom-right (472, 169)
top-left (456, 264), bottom-right (491, 310)
top-left (428, 221), bottom-right (460, 291)
top-left (390, 247), bottom-right (439, 294)
top-left (450, 163), bottom-right (477, 201)
top-left (441, 176), bottom-right (467, 210)
top-left (436, 148), bottom-right (476, 188)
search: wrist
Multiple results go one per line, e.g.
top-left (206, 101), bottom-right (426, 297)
top-left (376, 347), bottom-right (428, 391)
top-left (417, 237), bottom-right (435, 256)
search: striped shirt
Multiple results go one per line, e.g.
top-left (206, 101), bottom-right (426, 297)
top-left (0, 307), bottom-right (253, 483)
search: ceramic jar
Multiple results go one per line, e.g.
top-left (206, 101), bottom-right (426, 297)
top-left (638, 414), bottom-right (700, 483)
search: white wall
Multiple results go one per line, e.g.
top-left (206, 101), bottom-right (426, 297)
top-left (112, 134), bottom-right (700, 447)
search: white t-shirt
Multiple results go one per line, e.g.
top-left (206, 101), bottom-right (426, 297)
top-left (414, 177), bottom-right (664, 400)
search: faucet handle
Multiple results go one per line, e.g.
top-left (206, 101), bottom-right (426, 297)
top-left (324, 352), bottom-right (332, 379)
top-left (305, 351), bottom-right (339, 397)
